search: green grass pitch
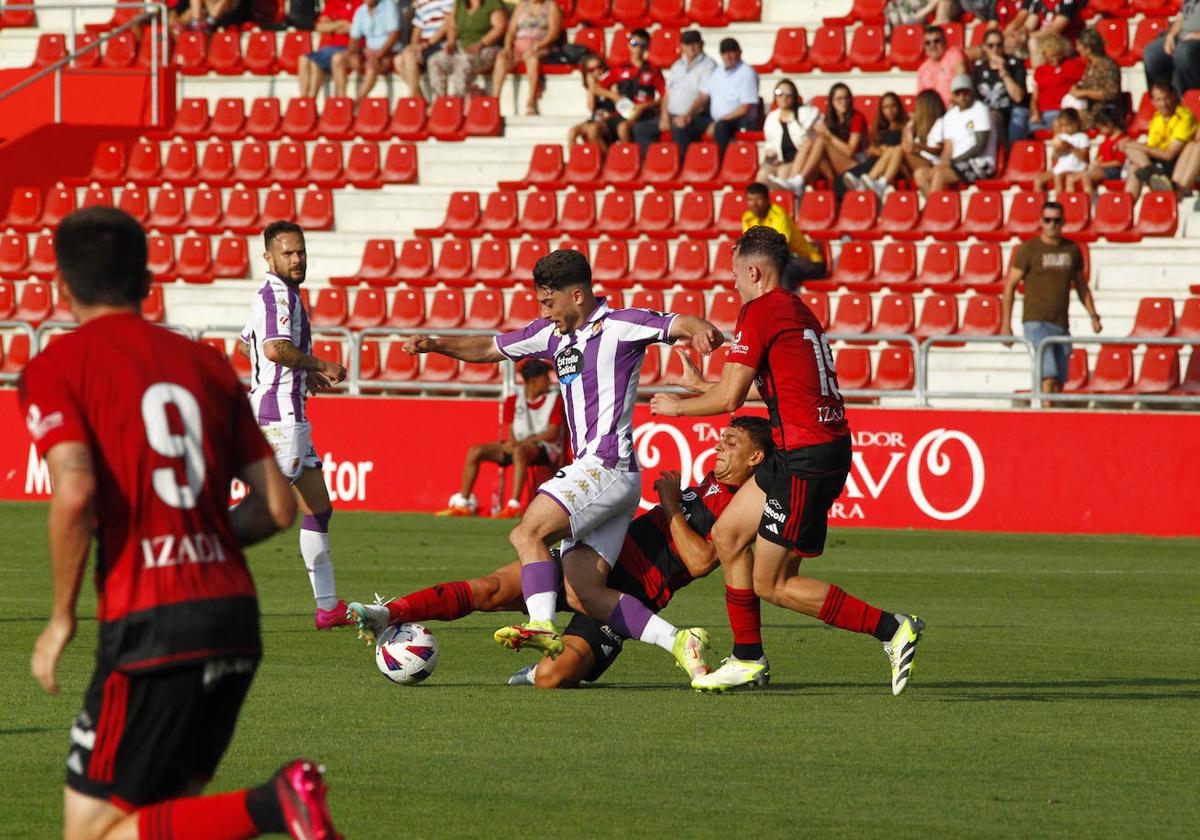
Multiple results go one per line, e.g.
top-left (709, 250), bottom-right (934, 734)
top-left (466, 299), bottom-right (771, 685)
top-left (2, 501), bottom-right (1198, 838)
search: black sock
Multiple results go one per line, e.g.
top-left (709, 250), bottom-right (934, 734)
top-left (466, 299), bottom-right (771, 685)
top-left (873, 612), bottom-right (900, 642)
top-left (732, 643), bottom-right (764, 661)
top-left (245, 779), bottom-right (286, 834)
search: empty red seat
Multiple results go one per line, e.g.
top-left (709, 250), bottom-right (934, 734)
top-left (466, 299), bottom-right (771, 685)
top-left (426, 289), bottom-right (466, 329)
top-left (716, 142), bottom-right (758, 188)
top-left (474, 239), bottom-right (512, 287)
top-left (315, 97), bottom-right (355, 140)
top-left (668, 239), bottom-right (709, 287)
top-left (80, 186), bottom-right (112, 210)
top-left (416, 191), bottom-right (480, 238)
top-left (1132, 17), bottom-right (1170, 62)
top-left (333, 239), bottom-right (395, 287)
top-left (202, 99), bottom-right (246, 142)
top-left (870, 347), bottom-right (915, 389)
top-left (639, 346), bottom-right (662, 385)
top-left (147, 236), bottom-right (175, 280)
top-left (140, 285), bottom-right (165, 323)
top-left (382, 143), bottom-right (419, 183)
top-left (714, 191), bottom-right (749, 238)
top-left (244, 97), bottom-right (281, 139)
top-left (433, 240), bottom-right (473, 285)
top-left (961, 243), bottom-right (1002, 292)
top-left (159, 141), bottom-right (197, 185)
top-left (889, 24), bottom-right (925, 69)
top-left (848, 24), bottom-right (888, 71)
top-left (185, 188), bottom-right (224, 233)
top-left (499, 144), bottom-right (564, 190)
top-left (798, 190), bottom-right (837, 240)
top-left (1128, 192), bottom-right (1179, 239)
top-left (869, 190), bottom-right (919, 239)
top-left (957, 191), bottom-right (1004, 240)
top-left (592, 240), bottom-right (631, 287)
top-left (1065, 349), bottom-right (1091, 394)
top-left (147, 188), bottom-right (187, 233)
top-left (914, 294), bottom-right (958, 340)
top-left (3, 187), bottom-right (40, 232)
top-left (208, 30), bottom-right (243, 75)
top-left (1176, 298), bottom-right (1200, 338)
top-left (1094, 18), bottom-right (1130, 66)
top-left (558, 191), bottom-right (598, 237)
top-left (831, 242), bottom-right (875, 288)
top-left (958, 294), bottom-right (1001, 336)
top-left (992, 140), bottom-right (1045, 190)
top-left (706, 291), bottom-right (740, 332)
top-left (648, 26), bottom-right (682, 70)
top-left (261, 188), bottom-right (298, 225)
top-left (351, 97), bottom-right (391, 140)
top-left (312, 288), bottom-right (349, 327)
top-left (799, 291), bottom-right (830, 329)
top-left (726, 0), bottom-right (762, 20)
top-left (833, 190), bottom-right (878, 239)
top-left (677, 191), bottom-right (715, 237)
top-left (125, 141), bottom-right (161, 184)
top-left (270, 142), bottom-right (309, 186)
top-left (598, 143), bottom-right (642, 189)
top-left (562, 143), bottom-right (604, 188)
top-left (82, 142), bottom-right (126, 185)
top-left (809, 26), bottom-right (849, 72)
top-left (1059, 192), bottom-right (1091, 238)
top-left (1002, 191), bottom-right (1046, 241)
top-left (642, 142), bottom-right (681, 188)
top-left (597, 191), bottom-right (637, 238)
top-left (213, 237), bottom-right (249, 279)
top-left (512, 239), bottom-right (551, 282)
top-left (474, 190), bottom-right (518, 237)
top-left (244, 30), bottom-right (278, 74)
top-left (638, 191), bottom-right (677, 239)
top-left (278, 30), bottom-right (312, 74)
top-left (346, 142), bottom-right (382, 188)
top-left (1130, 297), bottom-right (1175, 338)
top-left (520, 191), bottom-right (559, 236)
top-left (387, 289), bottom-right (425, 328)
top-left (281, 97), bottom-right (318, 140)
top-left (921, 191), bottom-right (961, 239)
top-left (0, 235), bottom-right (28, 278)
top-left (175, 31), bottom-right (208, 74)
top-left (390, 97), bottom-right (429, 140)
top-left (116, 186), bottom-right (149, 225)
top-left (1085, 192), bottom-right (1136, 241)
top-left (871, 293), bottom-right (915, 338)
top-left (835, 347), bottom-right (872, 390)
top-left (688, 0), bottom-right (729, 26)
top-left (230, 144), bottom-right (272, 189)
top-left (395, 239), bottom-right (435, 286)
top-left (308, 142), bottom-right (345, 187)
top-left (1135, 346), bottom-right (1180, 393)
top-left (758, 28), bottom-right (808, 72)
top-left (102, 31), bottom-right (138, 68)
top-left (15, 281), bottom-right (54, 324)
top-left (876, 241), bottom-right (917, 288)
top-left (428, 96), bottom-right (466, 141)
top-left (630, 240), bottom-right (670, 287)
top-left (465, 96), bottom-right (503, 137)
top-left (32, 33), bottom-right (67, 68)
top-left (1, 332), bottom-right (31, 374)
top-left (678, 142), bottom-right (721, 189)
top-left (464, 289), bottom-right (504, 329)
top-left (176, 237), bottom-right (214, 283)
top-left (1086, 346), bottom-right (1134, 393)
top-left (27, 234), bottom-right (56, 278)
top-left (503, 289), bottom-right (539, 330)
top-left (347, 288), bottom-right (387, 330)
top-left (830, 292), bottom-right (872, 335)
top-left (919, 243), bottom-right (960, 289)
top-left (169, 98), bottom-right (209, 139)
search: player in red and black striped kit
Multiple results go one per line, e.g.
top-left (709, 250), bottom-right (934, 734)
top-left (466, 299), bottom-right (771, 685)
top-left (19, 208), bottom-right (341, 840)
top-left (347, 416), bottom-right (773, 688)
top-left (652, 225), bottom-right (924, 694)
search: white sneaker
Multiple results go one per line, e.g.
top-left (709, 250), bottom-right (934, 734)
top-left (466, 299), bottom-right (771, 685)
top-left (784, 175), bottom-right (806, 196)
top-left (765, 173), bottom-right (791, 191)
top-left (507, 664), bottom-right (537, 686)
top-left (691, 655), bottom-right (770, 692)
top-left (883, 614), bottom-right (924, 696)
top-left (843, 172), bottom-right (864, 192)
top-left (671, 627), bottom-right (712, 680)
top-left (862, 174), bottom-right (887, 201)
top-left (346, 596), bottom-right (392, 644)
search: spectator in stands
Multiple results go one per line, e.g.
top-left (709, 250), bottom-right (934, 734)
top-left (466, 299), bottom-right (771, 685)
top-left (1022, 0), bottom-right (1086, 67)
top-left (567, 56), bottom-right (619, 148)
top-left (876, 89), bottom-right (945, 193)
top-left (1069, 28), bottom-right (1121, 130)
top-left (674, 37), bottom-right (760, 158)
top-left (917, 24), bottom-right (967, 108)
top-left (1143, 1), bottom-right (1200, 98)
top-left (756, 79), bottom-right (818, 188)
top-left (742, 183), bottom-right (825, 287)
top-left (1033, 108), bottom-right (1088, 194)
top-left (916, 74), bottom-right (997, 194)
top-left (182, 0), bottom-right (241, 33)
top-left (844, 92), bottom-right (907, 199)
top-left (492, 0), bottom-right (564, 116)
top-left (399, 0), bottom-right (453, 97)
top-left (1001, 200), bottom-right (1101, 398)
top-left (298, 0), bottom-right (361, 98)
top-left (1121, 81), bottom-right (1200, 198)
top-left (971, 27), bottom-right (1030, 145)
top-left (788, 82), bottom-right (867, 197)
top-left (1029, 33), bottom-right (1085, 131)
top-left (604, 29), bottom-right (666, 155)
top-left (661, 30), bottom-right (717, 147)
top-left (437, 360), bottom-right (564, 518)
top-left (1079, 109), bottom-right (1127, 196)
top-left (427, 0), bottom-right (508, 98)
top-left (885, 0), bottom-right (959, 26)
top-left (332, 0), bottom-right (407, 99)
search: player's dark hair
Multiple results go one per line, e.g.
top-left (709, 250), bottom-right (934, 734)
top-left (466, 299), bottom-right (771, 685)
top-left (733, 225), bottom-right (790, 279)
top-left (730, 416), bottom-right (774, 456)
top-left (263, 220), bottom-right (304, 252)
top-left (532, 248), bottom-right (592, 291)
top-left (54, 207), bottom-right (148, 306)
top-left (520, 359), bottom-right (552, 380)
top-left (745, 182), bottom-right (770, 199)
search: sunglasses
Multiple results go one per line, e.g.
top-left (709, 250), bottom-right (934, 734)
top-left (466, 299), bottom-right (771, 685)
top-left (985, 41), bottom-right (1003, 49)
top-left (925, 39), bottom-right (944, 46)
top-left (1042, 217), bottom-right (1064, 224)
top-left (629, 39), bottom-right (648, 48)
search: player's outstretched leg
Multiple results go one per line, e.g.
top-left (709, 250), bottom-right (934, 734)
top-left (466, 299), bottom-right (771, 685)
top-left (817, 585), bottom-right (924, 696)
top-left (494, 496), bottom-right (569, 658)
top-left (883, 614), bottom-right (924, 696)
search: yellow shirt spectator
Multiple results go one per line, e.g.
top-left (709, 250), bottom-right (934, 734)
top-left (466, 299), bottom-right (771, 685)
top-left (1147, 104), bottom-right (1198, 150)
top-left (741, 203), bottom-right (823, 264)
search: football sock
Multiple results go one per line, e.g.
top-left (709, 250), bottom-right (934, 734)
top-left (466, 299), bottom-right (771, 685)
top-left (521, 560), bottom-right (558, 623)
top-left (874, 612), bottom-right (901, 642)
top-left (819, 585), bottom-right (892, 640)
top-left (301, 510), bottom-right (337, 611)
top-left (725, 586), bottom-right (764, 661)
top-left (387, 581), bottom-right (475, 624)
top-left (606, 594), bottom-right (677, 651)
top-left (137, 788), bottom-right (274, 840)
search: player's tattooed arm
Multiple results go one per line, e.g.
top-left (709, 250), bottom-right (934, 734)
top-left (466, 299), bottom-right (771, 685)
top-left (263, 338), bottom-right (348, 385)
top-left (654, 471), bottom-right (719, 578)
top-left (403, 333), bottom-right (505, 363)
top-left (230, 457), bottom-right (297, 547)
top-left (33, 442), bottom-right (96, 695)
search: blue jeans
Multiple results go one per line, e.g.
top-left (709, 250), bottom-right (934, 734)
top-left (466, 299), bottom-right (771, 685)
top-left (1023, 320), bottom-right (1071, 385)
top-left (1029, 109), bottom-right (1059, 133)
top-left (1008, 106), bottom-right (1031, 143)
top-left (1143, 34), bottom-right (1200, 95)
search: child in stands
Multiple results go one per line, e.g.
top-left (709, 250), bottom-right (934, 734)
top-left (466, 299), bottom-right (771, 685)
top-left (1077, 109), bottom-right (1126, 196)
top-left (1034, 108), bottom-right (1089, 194)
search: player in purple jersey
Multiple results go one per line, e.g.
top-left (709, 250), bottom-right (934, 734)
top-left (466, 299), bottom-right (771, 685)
top-left (399, 249), bottom-right (725, 684)
top-left (240, 221), bottom-right (352, 630)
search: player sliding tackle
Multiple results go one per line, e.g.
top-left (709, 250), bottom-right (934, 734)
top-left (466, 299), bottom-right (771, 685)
top-left (349, 418), bottom-right (772, 688)
top-left (652, 226), bottom-right (924, 695)
top-left (399, 249), bottom-right (725, 683)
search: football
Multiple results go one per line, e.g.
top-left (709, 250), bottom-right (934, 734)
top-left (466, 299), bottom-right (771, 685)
top-left (375, 622), bottom-right (439, 685)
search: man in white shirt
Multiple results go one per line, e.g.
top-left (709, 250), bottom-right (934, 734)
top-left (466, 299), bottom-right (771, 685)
top-left (659, 30), bottom-right (717, 140)
top-left (673, 37), bottom-right (759, 157)
top-left (916, 72), bottom-right (997, 195)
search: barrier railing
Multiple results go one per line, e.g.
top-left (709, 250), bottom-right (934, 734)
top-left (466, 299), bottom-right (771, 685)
top-left (1031, 334), bottom-right (1200, 408)
top-left (920, 334), bottom-right (1036, 407)
top-left (0, 3), bottom-right (168, 124)
top-left (34, 321), bottom-right (194, 348)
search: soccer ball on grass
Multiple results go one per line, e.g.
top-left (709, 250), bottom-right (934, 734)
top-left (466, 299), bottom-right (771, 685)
top-left (375, 622), bottom-right (439, 685)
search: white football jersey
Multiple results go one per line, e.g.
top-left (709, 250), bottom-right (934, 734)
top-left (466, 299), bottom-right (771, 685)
top-left (240, 272), bottom-right (311, 425)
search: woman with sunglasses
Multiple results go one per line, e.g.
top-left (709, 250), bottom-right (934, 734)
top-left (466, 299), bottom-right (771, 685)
top-left (970, 29), bottom-right (1030, 144)
top-left (845, 92), bottom-right (909, 198)
top-left (788, 82), bottom-right (867, 196)
top-left (757, 80), bottom-right (815, 187)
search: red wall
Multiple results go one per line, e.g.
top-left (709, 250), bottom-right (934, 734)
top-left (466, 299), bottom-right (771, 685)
top-left (0, 122), bottom-right (144, 211)
top-left (1, 391), bottom-right (1196, 537)
top-left (0, 67), bottom-right (173, 142)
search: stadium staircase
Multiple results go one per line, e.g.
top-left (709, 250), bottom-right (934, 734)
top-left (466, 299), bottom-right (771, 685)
top-left (1, 0), bottom-right (1199, 406)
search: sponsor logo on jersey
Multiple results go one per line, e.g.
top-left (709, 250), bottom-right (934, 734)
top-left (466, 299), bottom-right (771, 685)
top-left (763, 503), bottom-right (786, 524)
top-left (25, 404), bottom-right (64, 441)
top-left (730, 330), bottom-right (749, 356)
top-left (556, 347), bottom-right (584, 385)
top-left (768, 498), bottom-right (783, 511)
top-left (563, 490), bottom-right (577, 505)
top-left (576, 480), bottom-right (590, 493)
top-left (704, 483), bottom-right (721, 497)
top-left (682, 490), bottom-right (697, 501)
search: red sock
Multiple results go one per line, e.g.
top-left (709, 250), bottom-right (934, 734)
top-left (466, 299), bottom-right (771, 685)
top-left (818, 585), bottom-right (883, 636)
top-left (725, 586), bottom-right (762, 645)
top-left (138, 790), bottom-right (257, 840)
top-left (387, 581), bottom-right (475, 624)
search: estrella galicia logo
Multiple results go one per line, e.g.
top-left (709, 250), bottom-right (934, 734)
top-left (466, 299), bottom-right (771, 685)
top-left (556, 347), bottom-right (584, 385)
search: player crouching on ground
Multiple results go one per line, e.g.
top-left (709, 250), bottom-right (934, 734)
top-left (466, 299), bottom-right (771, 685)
top-left (438, 358), bottom-right (566, 518)
top-left (350, 416), bottom-right (773, 689)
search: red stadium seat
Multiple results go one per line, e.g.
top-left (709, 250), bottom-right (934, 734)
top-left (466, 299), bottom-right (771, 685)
top-left (147, 236), bottom-right (175, 281)
top-left (49, 290), bottom-right (74, 325)
top-left (1128, 192), bottom-right (1179, 239)
top-left (512, 239), bottom-right (551, 282)
top-left (715, 191), bottom-right (748, 239)
top-left (464, 289), bottom-right (504, 329)
top-left (607, 26), bottom-right (634, 67)
top-left (593, 240), bottom-right (631, 287)
top-left (185, 188), bottom-right (224, 234)
top-left (175, 31), bottom-right (207, 74)
top-left (474, 239), bottom-right (512, 287)
top-left (0, 235), bottom-right (28, 278)
top-left (835, 347), bottom-right (872, 390)
top-left (573, 24), bottom-right (607, 58)
top-left (1177, 348), bottom-right (1200, 393)
top-left (871, 293), bottom-right (915, 340)
top-left (848, 24), bottom-right (888, 71)
top-left (386, 289), bottom-right (426, 328)
top-left (889, 24), bottom-right (924, 70)
top-left (716, 142), bottom-right (758, 188)
top-left (799, 291), bottom-right (830, 329)
top-left (244, 30), bottom-right (278, 74)
top-left (261, 188), bottom-right (297, 225)
top-left (957, 191), bottom-right (1004, 240)
top-left (499, 144), bottom-right (564, 190)
top-left (141, 285), bottom-right (165, 323)
top-left (312, 340), bottom-right (346, 374)
top-left (125, 141), bottom-right (161, 184)
top-left (378, 341), bottom-right (420, 382)
top-left (663, 345), bottom-right (701, 383)
top-left (245, 97), bottom-right (281, 139)
top-left (1001, 141), bottom-right (1045, 189)
top-left (1094, 18), bottom-right (1130, 66)
top-left (562, 143), bottom-right (604, 189)
top-left (32, 34), bottom-right (67, 68)
top-left (757, 28), bottom-right (808, 72)
top-left (298, 188), bottom-right (334, 231)
top-left (809, 26), bottom-right (849, 73)
top-left (599, 142), bottom-right (642, 189)
top-left (1065, 351), bottom-right (1094, 394)
top-left (687, 0), bottom-right (729, 26)
top-left (831, 241), bottom-right (875, 289)
top-left (80, 186), bottom-right (112, 210)
top-left (914, 294), bottom-right (958, 341)
top-left (1002, 191), bottom-right (1046, 241)
top-left (1, 332), bottom-right (31, 374)
top-left (961, 243), bottom-right (1003, 292)
top-left (382, 143), bottom-right (419, 184)
top-left (352, 98), bottom-right (391, 140)
top-left (1085, 192), bottom-right (1135, 241)
top-left (394, 239), bottom-right (435, 287)
top-left (0, 282), bottom-right (16, 320)
top-left (210, 97), bottom-right (249, 140)
top-left (347, 288), bottom-right (387, 330)
top-left (176, 237), bottom-right (214, 283)
top-left (432, 240), bottom-right (473, 286)
top-left (102, 31), bottom-right (138, 68)
top-left (358, 340), bottom-right (382, 381)
top-left (876, 241), bottom-right (917, 289)
top-left (678, 142), bottom-right (721, 188)
top-left (213, 237), bottom-right (249, 279)
top-left (920, 191), bottom-right (961, 239)
top-left (15, 281), bottom-right (54, 325)
top-left (1130, 297), bottom-right (1176, 339)
top-left (798, 190), bottom-right (837, 240)
top-left (465, 96), bottom-right (503, 137)
top-left (37, 184), bottom-right (74, 229)
top-left (642, 142), bottom-right (681, 188)
top-left (520, 191), bottom-right (559, 237)
top-left (1176, 298), bottom-right (1200, 338)
top-left (1085, 346), bottom-right (1133, 393)
top-left (830, 292), bottom-right (872, 335)
top-left (416, 191), bottom-right (480, 238)
top-left (332, 239), bottom-right (394, 287)
top-left (612, 0), bottom-right (649, 26)
top-left (708, 291), bottom-right (741, 332)
top-left (81, 142), bottom-right (126, 185)
top-left (597, 191), bottom-right (637, 238)
top-left (668, 239), bottom-right (709, 288)
top-left (426, 289), bottom-right (466, 329)
top-left (648, 27), bottom-right (682, 69)
top-left (316, 96), bottom-right (355, 140)
top-left (558, 191), bottom-right (598, 237)
top-left (428, 96), bottom-right (466, 141)
top-left (208, 30), bottom-right (243, 75)
top-left (638, 191), bottom-right (676, 239)
top-left (836, 191), bottom-right (879, 239)
top-left (116, 186), bottom-right (149, 225)
top-left (1135, 347), bottom-right (1181, 393)
top-left (1059, 192), bottom-right (1091, 239)
top-left (637, 346), bottom-right (662, 385)
top-left (390, 97), bottom-right (429, 140)
top-left (308, 142), bottom-right (346, 187)
top-left (503, 289), bottom-right (539, 330)
top-left (867, 190), bottom-right (918, 240)
top-left (558, 238), bottom-right (590, 261)
top-left (630, 241), bottom-right (671, 288)
top-left (958, 294), bottom-right (1002, 336)
top-left (474, 190), bottom-right (518, 238)
top-left (312, 288), bottom-right (349, 327)
top-left (159, 141), bottom-right (197, 185)
top-left (147, 188), bottom-right (187, 233)
top-left (824, 0), bottom-right (885, 24)
top-left (1132, 17), bottom-right (1170, 62)
top-left (27, 234), bottom-right (57, 279)
top-left (677, 191), bottom-right (715, 238)
top-left (346, 143), bottom-right (382, 188)
top-left (279, 31), bottom-right (312, 74)
top-left (269, 142), bottom-right (309, 187)
top-left (870, 348), bottom-right (915, 390)
top-left (919, 243), bottom-right (960, 290)
top-left (281, 97), bottom-right (318, 140)
top-left (726, 0), bottom-right (761, 21)
top-left (168, 98), bottom-right (209, 139)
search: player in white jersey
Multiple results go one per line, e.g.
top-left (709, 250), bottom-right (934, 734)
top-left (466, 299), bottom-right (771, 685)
top-left (438, 359), bottom-right (566, 518)
top-left (401, 249), bottom-right (725, 683)
top-left (240, 221), bottom-right (351, 629)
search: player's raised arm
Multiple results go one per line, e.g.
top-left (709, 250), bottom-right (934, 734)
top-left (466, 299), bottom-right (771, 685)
top-left (653, 471), bottom-right (719, 578)
top-left (652, 358), bottom-right (758, 417)
top-left (668, 314), bottom-right (725, 354)
top-left (32, 441), bottom-right (96, 695)
top-left (403, 332), bottom-right (506, 363)
top-left (230, 457), bottom-right (298, 547)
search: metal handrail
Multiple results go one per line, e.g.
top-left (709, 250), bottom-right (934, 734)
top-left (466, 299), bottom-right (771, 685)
top-left (1031, 334), bottom-right (1200, 408)
top-left (0, 3), bottom-right (168, 123)
top-left (34, 320), bottom-right (196, 348)
top-left (0, 320), bottom-right (38, 383)
top-left (356, 327), bottom-right (519, 397)
top-left (921, 334), bottom-right (1036, 406)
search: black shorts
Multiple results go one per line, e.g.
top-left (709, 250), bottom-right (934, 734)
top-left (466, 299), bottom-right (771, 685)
top-left (949, 156), bottom-right (996, 185)
top-left (67, 656), bottom-right (258, 809)
top-left (499, 442), bottom-right (553, 468)
top-left (564, 613), bottom-right (624, 682)
top-left (754, 436), bottom-right (852, 556)
top-left (1135, 159), bottom-right (1176, 182)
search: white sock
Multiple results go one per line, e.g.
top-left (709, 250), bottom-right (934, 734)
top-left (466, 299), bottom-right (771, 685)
top-left (505, 498), bottom-right (521, 508)
top-left (526, 591), bottom-right (557, 623)
top-left (640, 613), bottom-right (678, 652)
top-left (300, 529), bottom-right (338, 610)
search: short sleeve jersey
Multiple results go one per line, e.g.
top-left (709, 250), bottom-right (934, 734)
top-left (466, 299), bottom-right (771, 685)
top-left (728, 288), bottom-right (850, 451)
top-left (1097, 130), bottom-right (1126, 166)
top-left (241, 274), bottom-right (311, 427)
top-left (18, 314), bottom-right (272, 671)
top-left (318, 0), bottom-right (363, 47)
top-left (972, 56), bottom-right (1027, 111)
top-left (602, 62), bottom-right (666, 108)
top-left (608, 472), bottom-right (737, 610)
top-left (1033, 56), bottom-right (1086, 112)
top-left (1148, 105), bottom-right (1199, 150)
top-left (1013, 237), bottom-right (1083, 328)
top-left (503, 390), bottom-right (567, 457)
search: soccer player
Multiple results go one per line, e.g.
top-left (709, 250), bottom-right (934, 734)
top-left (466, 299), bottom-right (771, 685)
top-left (349, 417), bottom-right (774, 689)
top-left (403, 248), bottom-right (724, 683)
top-left (19, 207), bottom-right (340, 840)
top-left (438, 358), bottom-right (566, 518)
top-left (241, 221), bottom-right (351, 629)
top-left (651, 226), bottom-right (924, 695)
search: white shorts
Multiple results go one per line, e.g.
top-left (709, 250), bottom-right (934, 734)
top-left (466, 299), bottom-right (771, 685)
top-left (538, 456), bottom-right (642, 567)
top-left (260, 420), bottom-right (320, 483)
